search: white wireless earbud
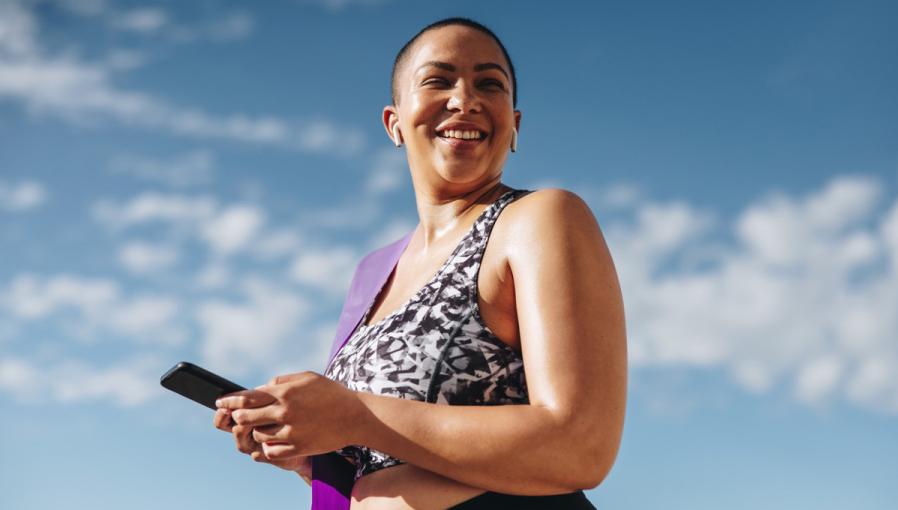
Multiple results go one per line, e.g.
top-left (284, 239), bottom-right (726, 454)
top-left (392, 124), bottom-right (403, 147)
top-left (510, 128), bottom-right (518, 153)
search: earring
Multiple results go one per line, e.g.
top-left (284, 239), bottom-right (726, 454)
top-left (510, 128), bottom-right (518, 153)
top-left (392, 124), bottom-right (403, 147)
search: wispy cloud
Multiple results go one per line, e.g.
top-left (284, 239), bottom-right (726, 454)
top-left (93, 192), bottom-right (217, 229)
top-left (109, 149), bottom-right (215, 187)
top-left (93, 193), bottom-right (268, 258)
top-left (288, 245), bottom-right (358, 296)
top-left (0, 273), bottom-right (186, 345)
top-left (602, 174), bottom-right (898, 414)
top-left (366, 146), bottom-right (408, 195)
top-left (0, 354), bottom-right (163, 406)
top-left (0, 0), bottom-right (365, 154)
top-left (200, 204), bottom-right (266, 256)
top-left (58, 1), bottom-right (253, 42)
top-left (118, 241), bottom-right (180, 274)
top-left (0, 179), bottom-right (46, 211)
top-left (298, 0), bottom-right (395, 12)
top-left (109, 7), bottom-right (169, 34)
top-left (196, 278), bottom-right (309, 376)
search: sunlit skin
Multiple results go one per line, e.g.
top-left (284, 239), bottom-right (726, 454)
top-left (214, 24), bottom-right (627, 510)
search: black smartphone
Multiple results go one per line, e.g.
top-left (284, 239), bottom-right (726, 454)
top-left (160, 361), bottom-right (246, 410)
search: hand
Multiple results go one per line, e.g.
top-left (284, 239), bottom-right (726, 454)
top-left (213, 407), bottom-right (313, 483)
top-left (215, 371), bottom-right (366, 460)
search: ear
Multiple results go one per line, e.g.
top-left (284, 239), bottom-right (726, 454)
top-left (383, 105), bottom-right (400, 144)
top-left (513, 110), bottom-right (522, 133)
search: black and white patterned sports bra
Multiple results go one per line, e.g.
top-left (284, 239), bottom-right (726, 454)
top-left (323, 188), bottom-right (533, 481)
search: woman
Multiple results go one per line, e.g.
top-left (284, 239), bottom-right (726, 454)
top-left (214, 17), bottom-right (627, 510)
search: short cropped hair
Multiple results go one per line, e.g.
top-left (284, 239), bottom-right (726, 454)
top-left (390, 17), bottom-right (518, 108)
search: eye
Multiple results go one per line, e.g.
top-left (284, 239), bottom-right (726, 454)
top-left (481, 79), bottom-right (506, 90)
top-left (423, 77), bottom-right (450, 86)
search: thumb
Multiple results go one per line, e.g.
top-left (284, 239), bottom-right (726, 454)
top-left (215, 389), bottom-right (276, 409)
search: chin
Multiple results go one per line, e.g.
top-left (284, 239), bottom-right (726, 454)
top-left (435, 169), bottom-right (488, 185)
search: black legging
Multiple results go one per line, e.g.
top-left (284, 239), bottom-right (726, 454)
top-left (448, 490), bottom-right (597, 509)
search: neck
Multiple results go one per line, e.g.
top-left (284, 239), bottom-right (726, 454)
top-left (412, 179), bottom-right (510, 249)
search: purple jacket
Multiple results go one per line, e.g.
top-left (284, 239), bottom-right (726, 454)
top-left (310, 230), bottom-right (414, 509)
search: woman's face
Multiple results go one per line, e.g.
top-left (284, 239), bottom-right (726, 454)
top-left (385, 25), bottom-right (520, 192)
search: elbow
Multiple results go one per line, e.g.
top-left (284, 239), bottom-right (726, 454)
top-left (566, 426), bottom-right (622, 491)
top-left (577, 458), bottom-right (613, 491)
top-left (543, 406), bottom-right (624, 492)
top-left (569, 450), bottom-right (617, 491)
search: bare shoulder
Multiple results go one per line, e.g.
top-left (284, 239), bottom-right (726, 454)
top-left (501, 187), bottom-right (605, 253)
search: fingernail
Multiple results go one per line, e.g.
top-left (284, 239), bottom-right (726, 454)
top-left (215, 399), bottom-right (223, 407)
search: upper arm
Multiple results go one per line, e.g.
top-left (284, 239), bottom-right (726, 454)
top-left (506, 189), bottom-right (627, 473)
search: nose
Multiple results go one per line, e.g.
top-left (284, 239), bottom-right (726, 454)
top-left (446, 81), bottom-right (481, 113)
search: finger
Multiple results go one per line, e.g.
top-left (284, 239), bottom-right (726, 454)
top-left (216, 389), bottom-right (276, 410)
top-left (250, 444), bottom-right (277, 464)
top-left (252, 424), bottom-right (287, 443)
top-left (232, 405), bottom-right (281, 427)
top-left (232, 425), bottom-right (257, 454)
top-left (261, 441), bottom-right (298, 460)
top-left (213, 408), bottom-right (234, 432)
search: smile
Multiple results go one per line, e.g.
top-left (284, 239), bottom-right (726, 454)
top-left (436, 129), bottom-right (488, 152)
top-left (437, 129), bottom-right (485, 140)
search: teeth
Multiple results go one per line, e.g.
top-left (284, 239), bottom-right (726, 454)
top-left (439, 129), bottom-right (482, 140)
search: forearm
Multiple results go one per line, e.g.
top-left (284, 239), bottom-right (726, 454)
top-left (351, 392), bottom-right (599, 494)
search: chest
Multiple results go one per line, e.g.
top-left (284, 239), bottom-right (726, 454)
top-left (363, 216), bottom-right (520, 353)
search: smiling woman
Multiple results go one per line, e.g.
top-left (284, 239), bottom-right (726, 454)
top-left (213, 16), bottom-right (626, 510)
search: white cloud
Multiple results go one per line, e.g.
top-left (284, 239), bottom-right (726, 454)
top-left (3, 273), bottom-right (119, 319)
top-left (366, 147), bottom-right (407, 195)
top-left (795, 355), bottom-right (844, 405)
top-left (365, 217), bottom-right (416, 252)
top-left (0, 356), bottom-right (38, 396)
top-left (0, 1), bottom-right (364, 153)
top-left (736, 175), bottom-right (880, 266)
top-left (302, 197), bottom-right (383, 229)
top-left (94, 193), bottom-right (274, 259)
top-left (109, 7), bottom-right (168, 34)
top-left (270, 319), bottom-right (341, 375)
top-left (195, 260), bottom-right (232, 289)
top-left (0, 355), bottom-right (163, 406)
top-left (302, 0), bottom-right (394, 11)
top-left (109, 149), bottom-right (214, 187)
top-left (604, 174), bottom-right (898, 415)
top-left (0, 179), bottom-right (46, 211)
top-left (288, 245), bottom-right (358, 296)
top-left (252, 229), bottom-right (303, 260)
top-left (93, 192), bottom-right (217, 229)
top-left (118, 241), bottom-right (179, 274)
top-left (196, 279), bottom-right (308, 375)
top-left (59, 1), bottom-right (252, 43)
top-left (194, 258), bottom-right (233, 289)
top-left (0, 0), bottom-right (36, 57)
top-left (169, 11), bottom-right (254, 43)
top-left (1, 273), bottom-right (185, 344)
top-left (881, 200), bottom-right (898, 273)
top-left (200, 204), bottom-right (265, 255)
top-left (596, 182), bottom-right (643, 210)
top-left (103, 48), bottom-right (145, 70)
top-left (105, 295), bottom-right (183, 344)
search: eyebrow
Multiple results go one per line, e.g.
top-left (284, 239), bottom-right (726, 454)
top-left (416, 60), bottom-right (509, 81)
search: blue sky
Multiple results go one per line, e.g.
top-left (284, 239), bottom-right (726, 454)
top-left (1, 0), bottom-right (897, 508)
